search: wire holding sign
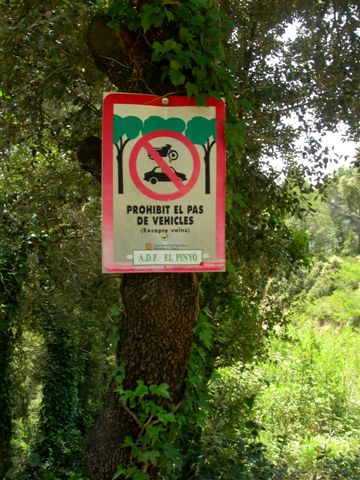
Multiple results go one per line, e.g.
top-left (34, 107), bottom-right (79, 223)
top-left (102, 93), bottom-right (226, 273)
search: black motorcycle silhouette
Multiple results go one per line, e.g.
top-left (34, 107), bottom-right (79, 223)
top-left (147, 144), bottom-right (178, 162)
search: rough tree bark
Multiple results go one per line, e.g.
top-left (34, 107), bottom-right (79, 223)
top-left (83, 16), bottom-right (200, 480)
top-left (85, 274), bottom-right (199, 479)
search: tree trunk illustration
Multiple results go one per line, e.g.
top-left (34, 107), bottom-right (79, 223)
top-left (115, 139), bottom-right (130, 194)
top-left (115, 144), bottom-right (123, 194)
top-left (203, 140), bottom-right (215, 194)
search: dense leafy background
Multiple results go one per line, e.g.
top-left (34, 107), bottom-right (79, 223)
top-left (1, 0), bottom-right (359, 479)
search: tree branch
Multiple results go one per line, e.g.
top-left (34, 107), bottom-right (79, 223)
top-left (120, 400), bottom-right (144, 429)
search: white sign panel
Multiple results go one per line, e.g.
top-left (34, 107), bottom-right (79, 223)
top-left (102, 93), bottom-right (226, 273)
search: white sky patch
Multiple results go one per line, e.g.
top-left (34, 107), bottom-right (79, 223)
top-left (282, 21), bottom-right (301, 41)
top-left (247, 18), bottom-right (359, 178)
top-left (265, 127), bottom-right (359, 177)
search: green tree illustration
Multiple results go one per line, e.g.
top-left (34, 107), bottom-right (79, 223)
top-left (113, 115), bottom-right (143, 193)
top-left (185, 117), bottom-right (216, 194)
top-left (142, 116), bottom-right (186, 135)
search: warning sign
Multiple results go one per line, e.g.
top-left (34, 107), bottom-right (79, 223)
top-left (102, 93), bottom-right (226, 273)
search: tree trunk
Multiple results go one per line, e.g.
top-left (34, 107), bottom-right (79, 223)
top-left (85, 273), bottom-right (199, 479)
top-left (84, 16), bottom-right (200, 479)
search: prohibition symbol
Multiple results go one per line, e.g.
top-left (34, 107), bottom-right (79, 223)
top-left (129, 130), bottom-right (201, 201)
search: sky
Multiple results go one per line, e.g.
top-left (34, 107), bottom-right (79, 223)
top-left (266, 20), bottom-right (359, 176)
top-left (268, 129), bottom-right (359, 178)
top-left (320, 130), bottom-right (358, 173)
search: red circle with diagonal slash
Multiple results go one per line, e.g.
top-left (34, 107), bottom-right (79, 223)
top-left (129, 130), bottom-right (200, 201)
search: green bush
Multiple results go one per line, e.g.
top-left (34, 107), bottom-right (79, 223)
top-left (199, 254), bottom-right (360, 480)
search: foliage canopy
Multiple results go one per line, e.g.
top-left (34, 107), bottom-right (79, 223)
top-left (0, 0), bottom-right (359, 478)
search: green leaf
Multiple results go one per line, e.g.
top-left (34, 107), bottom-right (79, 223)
top-left (185, 82), bottom-right (199, 98)
top-left (123, 436), bottom-right (136, 448)
top-left (179, 27), bottom-right (194, 43)
top-left (141, 5), bottom-right (164, 32)
top-left (195, 408), bottom-right (207, 428)
top-left (170, 59), bottom-right (182, 70)
top-left (197, 312), bottom-right (213, 349)
top-left (156, 412), bottom-right (176, 425)
top-left (135, 379), bottom-right (149, 399)
top-left (141, 14), bottom-right (154, 33)
top-left (116, 361), bottom-right (126, 382)
top-left (133, 471), bottom-right (150, 480)
top-left (107, 19), bottom-right (120, 32)
top-left (226, 260), bottom-right (237, 274)
top-left (126, 390), bottom-right (138, 407)
top-left (162, 443), bottom-right (179, 459)
top-left (164, 9), bottom-right (175, 22)
top-left (202, 306), bottom-right (213, 318)
top-left (189, 15), bottom-right (205, 26)
top-left (151, 41), bottom-right (163, 61)
top-left (112, 466), bottom-right (127, 479)
top-left (163, 39), bottom-right (178, 52)
top-left (169, 68), bottom-right (186, 86)
top-left (141, 449), bottom-right (161, 465)
top-left (150, 383), bottom-right (171, 399)
top-left (143, 424), bottom-right (166, 442)
top-left (110, 304), bottom-right (121, 317)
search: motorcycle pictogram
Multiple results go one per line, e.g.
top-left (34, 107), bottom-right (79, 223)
top-left (147, 144), bottom-right (179, 162)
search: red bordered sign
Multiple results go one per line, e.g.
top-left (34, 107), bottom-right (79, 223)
top-left (102, 93), bottom-right (226, 273)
